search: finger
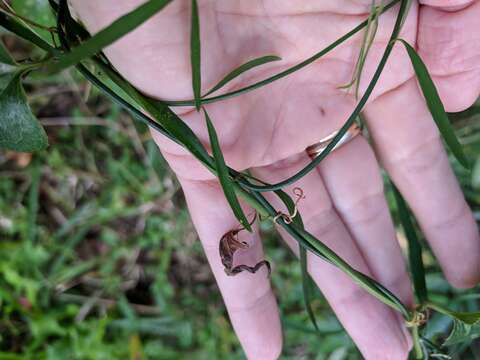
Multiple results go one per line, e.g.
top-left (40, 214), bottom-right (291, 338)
top-left (418, 0), bottom-right (480, 111)
top-left (317, 135), bottom-right (414, 306)
top-left (419, 0), bottom-right (475, 11)
top-left (252, 155), bottom-right (411, 359)
top-left (178, 176), bottom-right (282, 360)
top-left (365, 78), bottom-right (480, 288)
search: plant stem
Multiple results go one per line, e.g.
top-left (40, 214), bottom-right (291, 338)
top-left (412, 325), bottom-right (424, 359)
top-left (5, 0), bottom-right (413, 327)
top-left (0, 4), bottom-right (56, 32)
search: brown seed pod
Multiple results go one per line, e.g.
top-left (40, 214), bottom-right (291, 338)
top-left (218, 213), bottom-right (270, 276)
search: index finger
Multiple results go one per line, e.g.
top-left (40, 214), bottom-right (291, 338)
top-left (177, 175), bottom-right (282, 359)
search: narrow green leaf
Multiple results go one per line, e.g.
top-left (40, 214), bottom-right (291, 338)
top-left (190, 0), bottom-right (201, 110)
top-left (250, 191), bottom-right (409, 317)
top-left (428, 302), bottom-right (480, 325)
top-left (400, 0), bottom-right (414, 29)
top-left (445, 311), bottom-right (480, 325)
top-left (47, 0), bottom-right (172, 73)
top-left (273, 189), bottom-right (319, 331)
top-left (398, 39), bottom-right (470, 168)
top-left (339, 0), bottom-right (381, 98)
top-left (0, 11), bottom-right (53, 52)
top-left (204, 109), bottom-right (251, 231)
top-left (0, 72), bottom-right (48, 151)
top-left (299, 247), bottom-right (320, 332)
top-left (94, 58), bottom-right (212, 168)
top-left (289, 217), bottom-right (408, 316)
top-left (392, 183), bottom-right (427, 304)
top-left (11, 0), bottom-right (56, 42)
top-left (354, 1), bottom-right (383, 98)
top-left (244, 185), bottom-right (411, 318)
top-left (204, 55), bottom-right (281, 96)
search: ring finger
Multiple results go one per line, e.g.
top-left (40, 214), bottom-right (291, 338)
top-left (317, 135), bottom-right (413, 306)
top-left (365, 78), bottom-right (480, 288)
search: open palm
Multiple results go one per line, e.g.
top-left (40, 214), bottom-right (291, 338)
top-left (71, 1), bottom-right (480, 358)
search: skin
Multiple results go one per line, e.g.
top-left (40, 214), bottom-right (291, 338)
top-left (70, 1), bottom-right (480, 359)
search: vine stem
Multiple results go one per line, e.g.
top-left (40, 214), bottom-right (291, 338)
top-left (1, 0), bottom-right (413, 324)
top-left (412, 325), bottom-right (424, 359)
top-left (67, 0), bottom-right (411, 320)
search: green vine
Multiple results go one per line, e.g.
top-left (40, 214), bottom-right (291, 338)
top-left (0, 0), bottom-right (478, 358)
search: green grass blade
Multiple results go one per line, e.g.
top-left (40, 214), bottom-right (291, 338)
top-left (204, 109), bottom-right (251, 231)
top-left (204, 55), bottom-right (281, 96)
top-left (190, 0), bottom-right (201, 110)
top-left (398, 39), bottom-right (470, 169)
top-left (392, 183), bottom-right (427, 304)
top-left (47, 0), bottom-right (172, 73)
top-left (27, 158), bottom-right (41, 243)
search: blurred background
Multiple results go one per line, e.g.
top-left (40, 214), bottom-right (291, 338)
top-left (1, 1), bottom-right (480, 359)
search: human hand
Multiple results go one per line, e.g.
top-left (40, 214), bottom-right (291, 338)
top-left (70, 1), bottom-right (480, 358)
